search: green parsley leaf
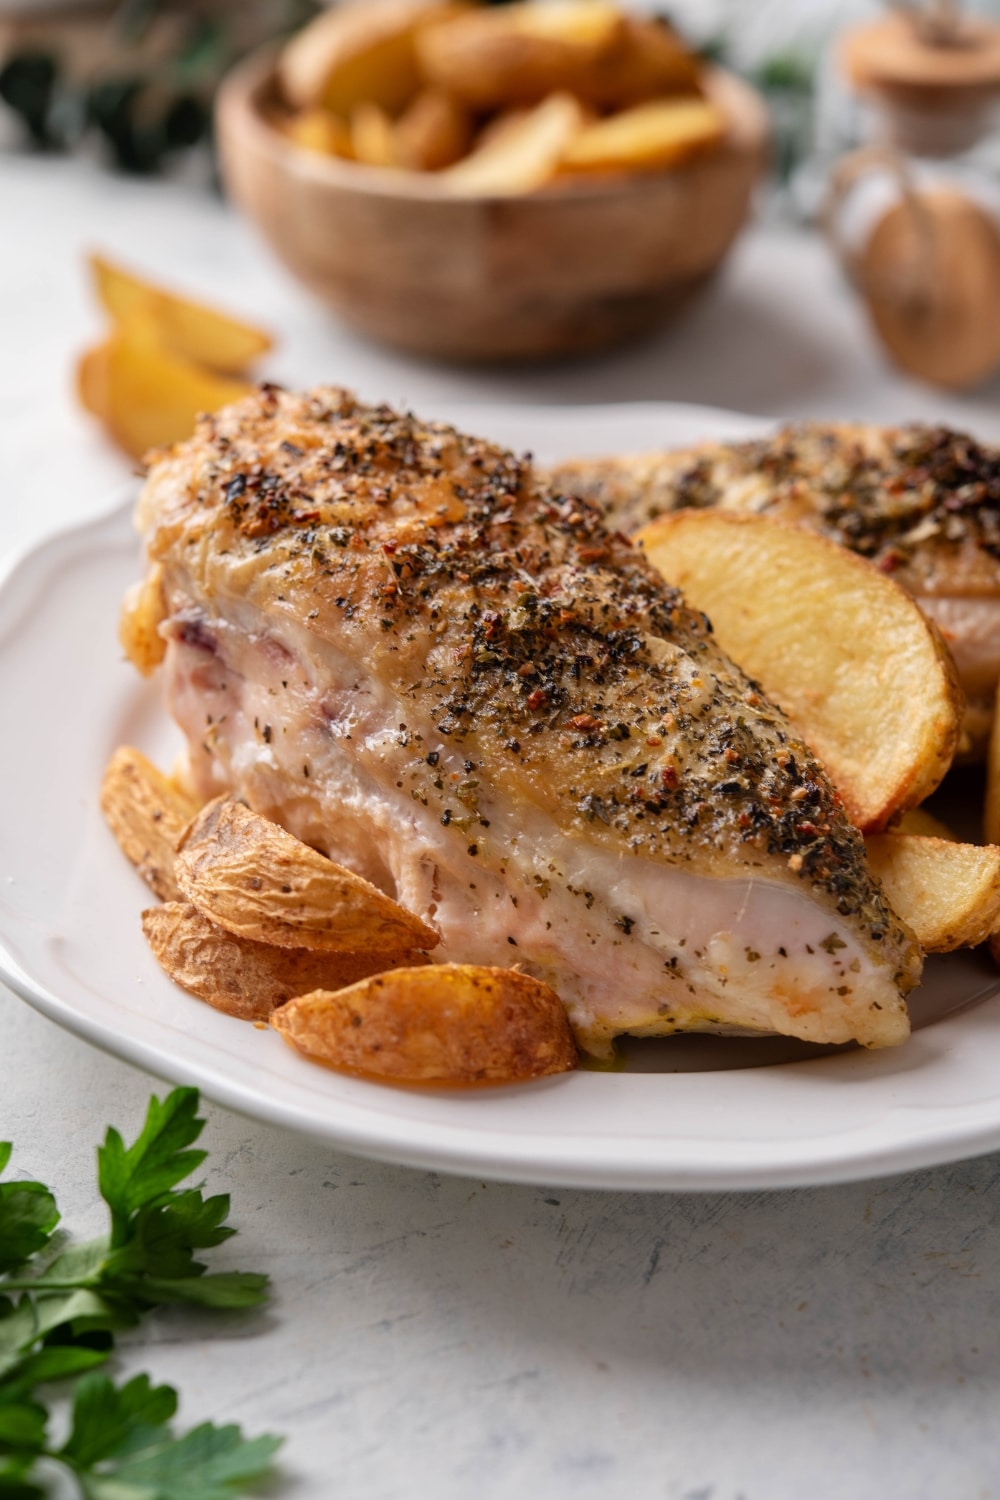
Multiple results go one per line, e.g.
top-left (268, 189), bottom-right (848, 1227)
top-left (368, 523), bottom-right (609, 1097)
top-left (57, 1372), bottom-right (281, 1500)
top-left (0, 1148), bottom-right (59, 1277)
top-left (0, 1089), bottom-right (280, 1497)
top-left (97, 1090), bottom-right (206, 1247)
top-left (0, 1400), bottom-right (46, 1454)
top-left (88, 1418), bottom-right (282, 1500)
top-left (62, 1372), bottom-right (177, 1468)
top-left (3, 1090), bottom-right (268, 1328)
top-left (0, 1459), bottom-right (47, 1500)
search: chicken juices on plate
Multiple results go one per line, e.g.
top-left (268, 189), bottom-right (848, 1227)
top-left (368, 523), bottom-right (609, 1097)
top-left (124, 387), bottom-right (920, 1056)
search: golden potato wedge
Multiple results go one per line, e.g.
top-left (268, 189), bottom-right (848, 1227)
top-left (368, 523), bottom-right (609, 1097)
top-left (637, 511), bottom-right (963, 832)
top-left (89, 254), bottom-right (272, 376)
top-left (143, 902), bottom-right (430, 1022)
top-left (349, 101), bottom-right (399, 167)
top-left (118, 562), bottom-right (167, 677)
top-left (442, 91), bottom-right (586, 194)
top-left (101, 746), bottom-right (200, 901)
top-left (283, 107), bottom-right (353, 159)
top-left (417, 2), bottom-right (623, 110)
top-left (898, 807), bottom-right (956, 841)
top-left (865, 834), bottom-right (1000, 952)
top-left (76, 317), bottom-right (253, 462)
top-left (279, 0), bottom-right (464, 115)
top-left (985, 684), bottom-right (1000, 845)
top-left (581, 17), bottom-right (703, 108)
top-left (394, 88), bottom-right (471, 171)
top-left (559, 97), bottom-right (726, 175)
top-left (175, 797), bottom-right (439, 954)
top-left (272, 963), bottom-right (577, 1083)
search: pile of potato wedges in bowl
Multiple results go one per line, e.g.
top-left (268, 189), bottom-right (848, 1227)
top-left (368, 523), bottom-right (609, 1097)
top-left (214, 0), bottom-right (768, 358)
top-left (274, 0), bottom-right (727, 191)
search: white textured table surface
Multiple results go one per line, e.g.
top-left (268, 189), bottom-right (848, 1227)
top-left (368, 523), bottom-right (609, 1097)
top-left (5, 153), bottom-right (1000, 1499)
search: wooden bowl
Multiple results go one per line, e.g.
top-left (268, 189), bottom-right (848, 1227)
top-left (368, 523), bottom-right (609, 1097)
top-left (216, 51), bottom-right (769, 362)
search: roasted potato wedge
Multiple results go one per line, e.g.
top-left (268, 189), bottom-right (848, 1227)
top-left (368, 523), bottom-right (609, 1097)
top-left (280, 0), bottom-right (463, 115)
top-left (559, 97), bottom-right (725, 175)
top-left (985, 684), bottom-right (1000, 845)
top-left (89, 254), bottom-right (272, 376)
top-left (101, 746), bottom-right (200, 901)
top-left (283, 107), bottom-right (353, 159)
top-left (143, 902), bottom-right (430, 1022)
top-left (637, 511), bottom-right (963, 832)
top-left (442, 91), bottom-right (586, 194)
top-left (349, 101), bottom-right (399, 167)
top-left (394, 88), bottom-right (471, 171)
top-left (581, 17), bottom-right (703, 108)
top-left (175, 797), bottom-right (439, 954)
top-left (77, 317), bottom-right (253, 462)
top-left (898, 807), bottom-right (956, 841)
top-left (272, 963), bottom-right (577, 1083)
top-left (865, 834), bottom-right (1000, 952)
top-left (118, 563), bottom-right (167, 677)
top-left (417, 2), bottom-right (623, 110)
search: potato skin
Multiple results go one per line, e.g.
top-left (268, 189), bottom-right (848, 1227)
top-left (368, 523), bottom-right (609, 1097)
top-left (394, 89), bottom-right (471, 171)
top-left (101, 745), bottom-right (199, 901)
top-left (143, 902), bottom-right (429, 1021)
top-left (175, 796), bottom-right (439, 953)
top-left (272, 963), bottom-right (578, 1083)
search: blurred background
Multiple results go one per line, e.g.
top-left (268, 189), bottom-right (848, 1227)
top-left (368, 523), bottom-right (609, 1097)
top-left (5, 0), bottom-right (998, 191)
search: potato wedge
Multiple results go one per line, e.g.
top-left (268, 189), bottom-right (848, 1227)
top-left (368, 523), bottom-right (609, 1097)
top-left (559, 97), bottom-right (726, 175)
top-left (272, 963), bottom-right (577, 1083)
top-left (442, 91), bottom-right (586, 195)
top-left (898, 807), bottom-right (956, 841)
top-left (76, 317), bottom-right (253, 462)
top-left (865, 834), bottom-right (1000, 952)
top-left (101, 746), bottom-right (200, 901)
top-left (637, 511), bottom-right (963, 832)
top-left (394, 89), bottom-right (471, 171)
top-left (349, 101), bottom-right (399, 167)
top-left (89, 254), bottom-right (272, 376)
top-left (118, 562), bottom-right (167, 677)
top-left (283, 107), bottom-right (353, 159)
top-left (580, 17), bottom-right (703, 109)
top-left (175, 797), bottom-right (439, 954)
top-left (985, 683), bottom-right (1000, 845)
top-left (279, 0), bottom-right (463, 115)
top-left (417, 2), bottom-right (623, 110)
top-left (143, 902), bottom-right (430, 1022)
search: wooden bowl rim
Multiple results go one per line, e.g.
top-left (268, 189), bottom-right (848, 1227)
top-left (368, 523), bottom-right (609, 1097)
top-left (216, 46), bottom-right (769, 208)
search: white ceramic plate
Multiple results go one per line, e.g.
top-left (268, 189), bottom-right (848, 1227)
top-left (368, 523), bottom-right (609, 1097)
top-left (3, 400), bottom-right (1000, 1192)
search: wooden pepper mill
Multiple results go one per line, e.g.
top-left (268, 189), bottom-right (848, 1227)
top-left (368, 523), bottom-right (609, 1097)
top-left (829, 1), bottom-right (1000, 389)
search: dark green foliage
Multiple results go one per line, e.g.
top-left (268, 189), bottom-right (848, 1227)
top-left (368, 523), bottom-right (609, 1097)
top-left (0, 1090), bottom-right (280, 1498)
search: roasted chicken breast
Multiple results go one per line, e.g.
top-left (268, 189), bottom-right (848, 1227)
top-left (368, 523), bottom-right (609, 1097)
top-left (546, 423), bottom-right (1000, 752)
top-left (125, 388), bottom-right (920, 1055)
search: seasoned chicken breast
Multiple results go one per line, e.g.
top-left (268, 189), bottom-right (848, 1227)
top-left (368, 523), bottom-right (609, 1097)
top-left (545, 423), bottom-right (1000, 751)
top-left (126, 388), bottom-right (920, 1055)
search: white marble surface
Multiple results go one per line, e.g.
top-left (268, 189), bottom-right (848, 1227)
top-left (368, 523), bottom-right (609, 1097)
top-left (5, 152), bottom-right (1000, 1497)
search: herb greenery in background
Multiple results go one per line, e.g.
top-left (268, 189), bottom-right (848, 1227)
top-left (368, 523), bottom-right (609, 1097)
top-left (0, 1088), bottom-right (281, 1498)
top-left (0, 0), bottom-right (320, 174)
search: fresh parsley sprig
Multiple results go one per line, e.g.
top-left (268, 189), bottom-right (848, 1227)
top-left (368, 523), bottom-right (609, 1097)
top-left (0, 1087), bottom-right (281, 1499)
